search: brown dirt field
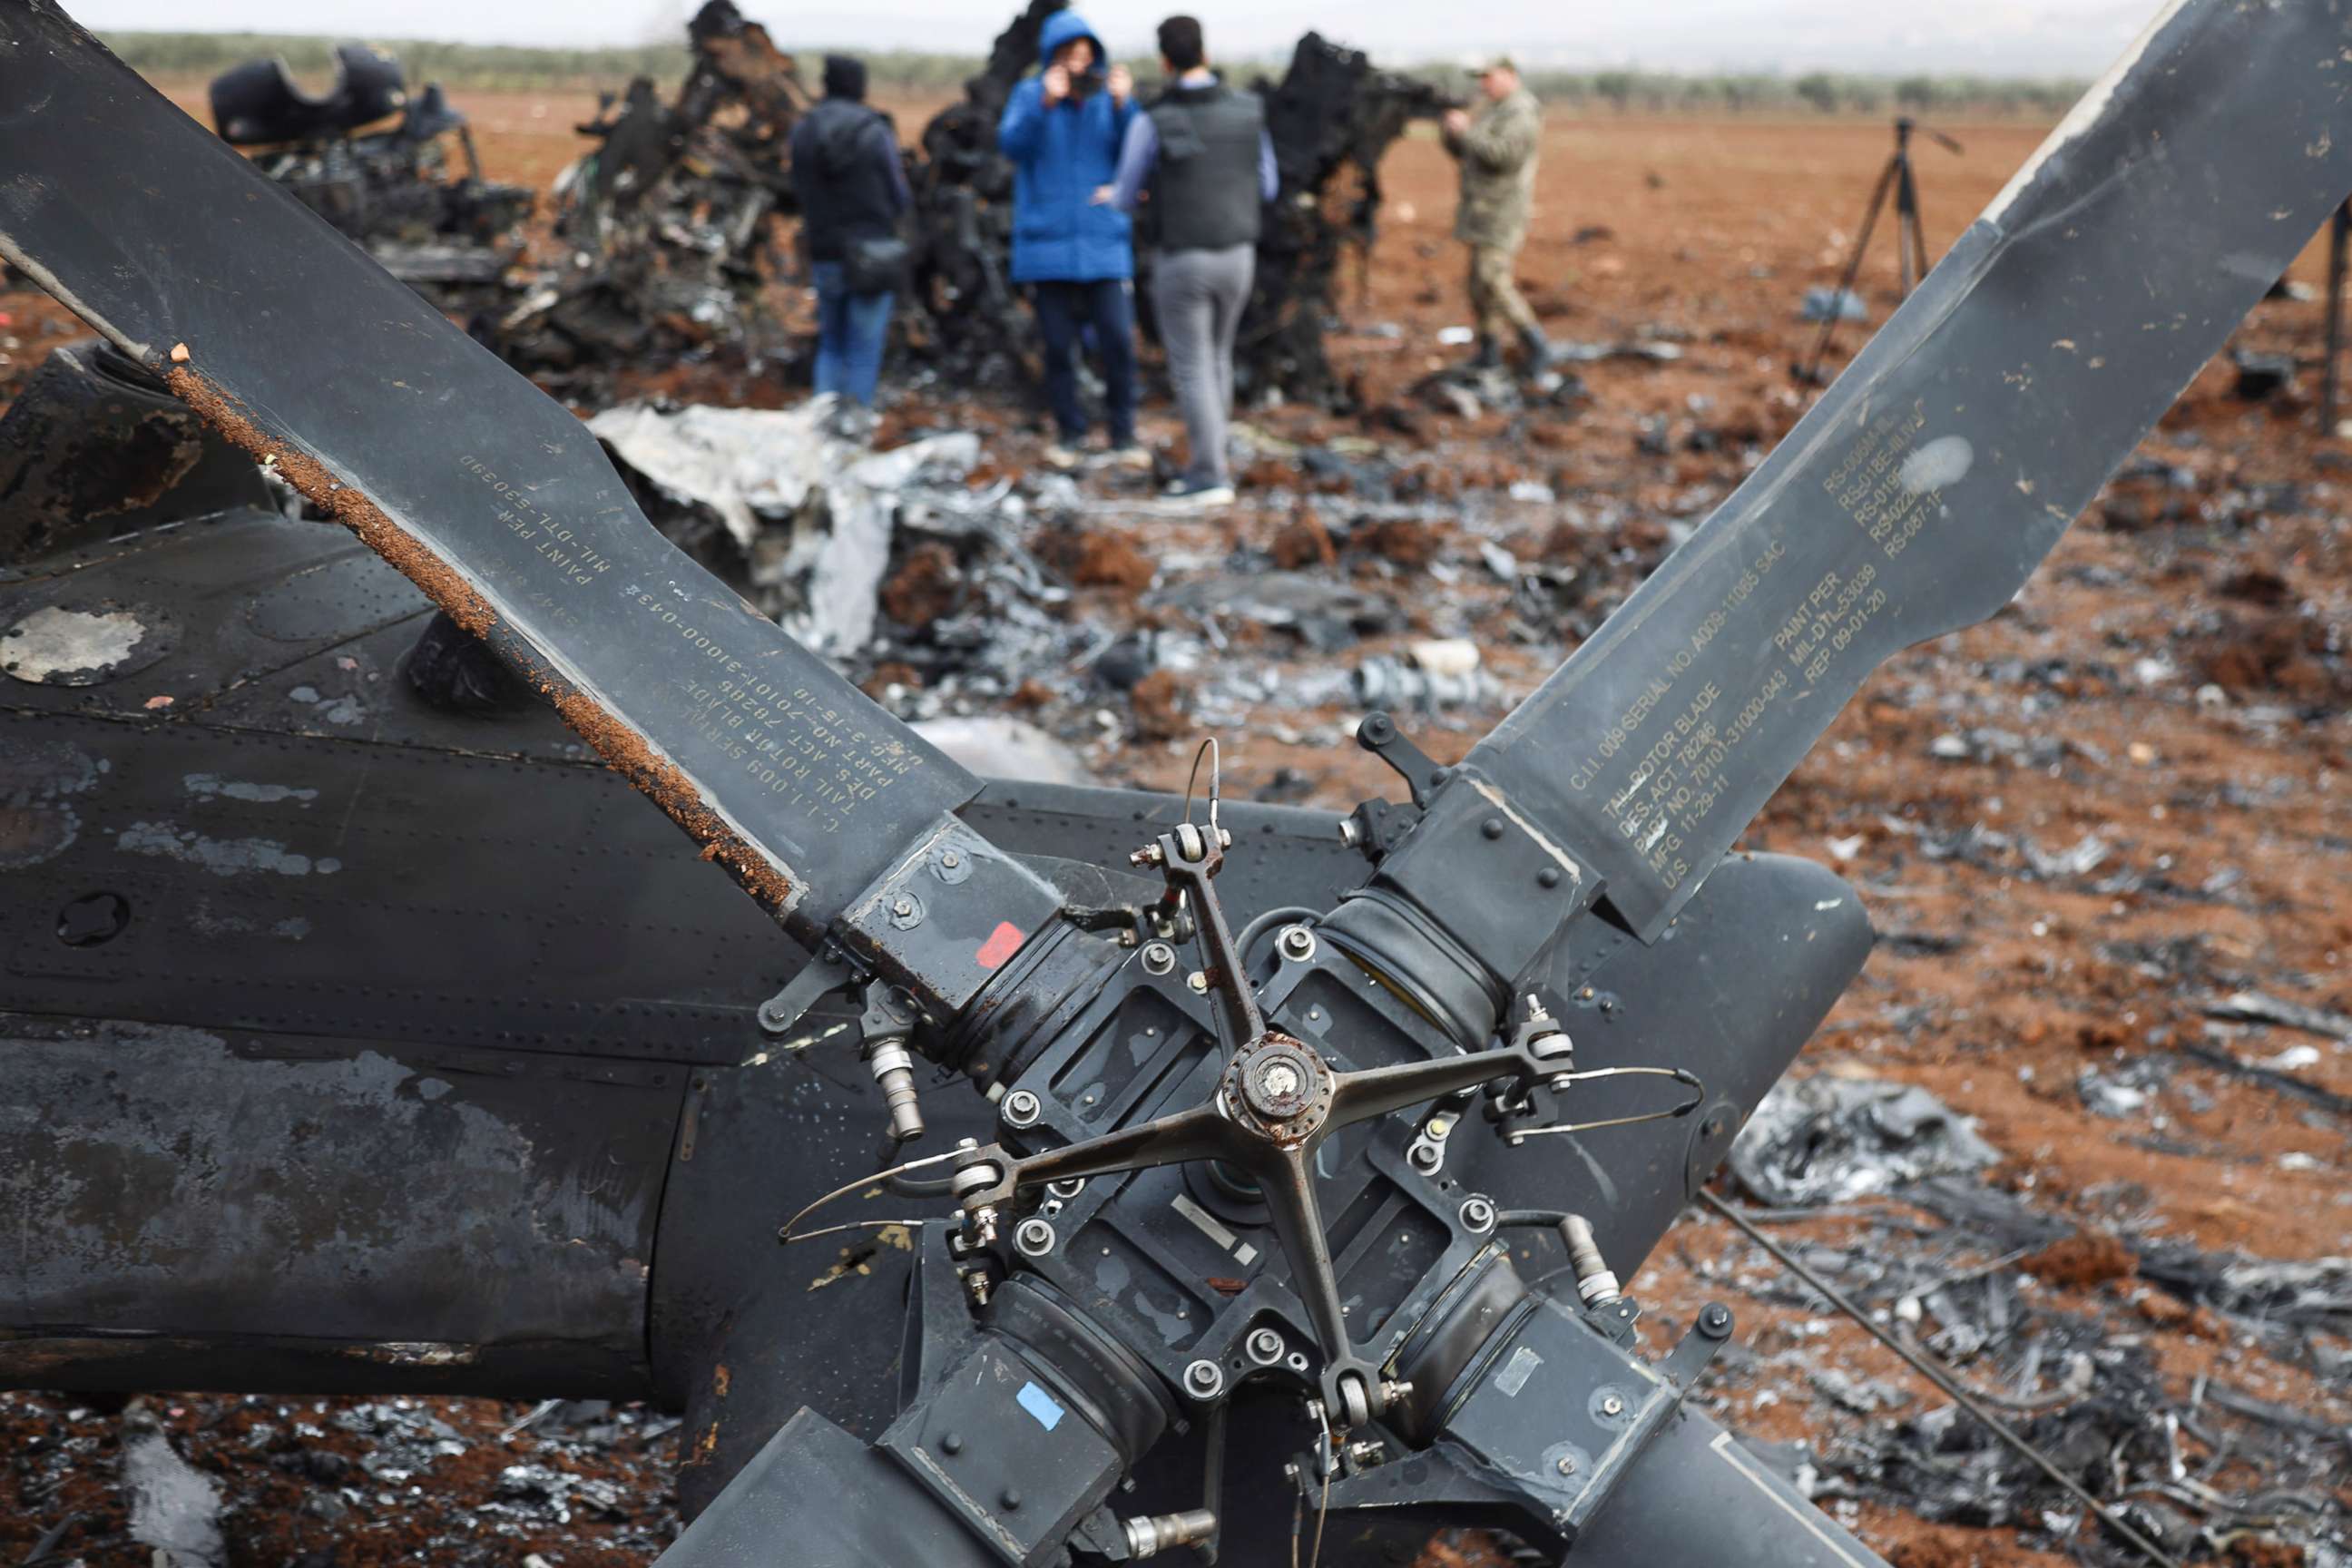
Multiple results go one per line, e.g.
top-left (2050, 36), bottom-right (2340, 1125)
top-left (3, 80), bottom-right (2345, 1568)
top-left (1121, 112), bottom-right (2352, 1255)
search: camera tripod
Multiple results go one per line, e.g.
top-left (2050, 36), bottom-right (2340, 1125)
top-left (1796, 115), bottom-right (1964, 387)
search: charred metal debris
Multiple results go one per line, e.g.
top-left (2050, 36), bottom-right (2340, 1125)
top-left (494, 1), bottom-right (811, 388)
top-left (578, 397), bottom-right (1700, 760)
top-left (1695, 1074), bottom-right (2350, 1568)
top-left (1224, 33), bottom-right (1456, 407)
top-left (208, 42), bottom-right (533, 310)
top-left (145, 5), bottom-right (805, 399)
top-left (1, 1392), bottom-right (683, 1566)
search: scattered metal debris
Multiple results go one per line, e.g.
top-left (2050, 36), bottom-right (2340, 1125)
top-left (2200, 989), bottom-right (2352, 1042)
top-left (1799, 286), bottom-right (1870, 323)
top-left (2176, 1042), bottom-right (2352, 1117)
top-left (1352, 653), bottom-right (1501, 710)
top-left (1730, 1075), bottom-right (2003, 1207)
top-left (1692, 1154), bottom-right (2351, 1568)
top-left (912, 715), bottom-right (1098, 786)
top-left (591, 399), bottom-right (982, 653)
top-left (498, 2), bottom-right (808, 389)
top-left (121, 1409), bottom-right (225, 1568)
top-left (209, 42), bottom-right (531, 310)
top-left (2230, 348), bottom-right (2298, 401)
top-left (1701, 1191), bottom-right (2183, 1568)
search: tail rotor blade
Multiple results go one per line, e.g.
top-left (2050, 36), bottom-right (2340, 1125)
top-left (0, 1), bottom-right (980, 938)
top-left (1465, 0), bottom-right (2352, 941)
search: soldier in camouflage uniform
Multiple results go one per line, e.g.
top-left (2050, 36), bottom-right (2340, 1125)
top-left (1442, 57), bottom-right (1553, 373)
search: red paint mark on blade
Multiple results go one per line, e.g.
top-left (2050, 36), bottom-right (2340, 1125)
top-left (976, 921), bottom-right (1025, 970)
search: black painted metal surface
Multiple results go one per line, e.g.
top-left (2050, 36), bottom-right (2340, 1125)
top-left (0, 339), bottom-right (270, 564)
top-left (657, 1409), bottom-right (1000, 1568)
top-left (0, 495), bottom-right (1385, 1412)
top-left (0, 1013), bottom-right (672, 1397)
top-left (1564, 1405), bottom-right (1892, 1565)
top-left (0, 0), bottom-right (976, 938)
top-left (1306, 1401), bottom-right (1896, 1567)
top-left (0, 506), bottom-right (1385, 1067)
top-left (1, 514), bottom-right (799, 1064)
top-left (1462, 0), bottom-right (2352, 941)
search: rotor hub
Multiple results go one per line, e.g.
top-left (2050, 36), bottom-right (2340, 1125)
top-left (1223, 1034), bottom-right (1333, 1144)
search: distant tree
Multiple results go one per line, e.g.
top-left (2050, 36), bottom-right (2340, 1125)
top-left (1717, 74), bottom-right (1775, 113)
top-left (1894, 75), bottom-right (1938, 112)
top-left (1591, 70), bottom-right (1637, 113)
top-left (1794, 72), bottom-right (1840, 113)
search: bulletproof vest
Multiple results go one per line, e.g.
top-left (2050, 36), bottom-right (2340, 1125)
top-left (1145, 83), bottom-right (1265, 253)
top-left (796, 99), bottom-right (898, 261)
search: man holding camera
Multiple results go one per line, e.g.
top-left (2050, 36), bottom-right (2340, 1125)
top-left (999, 12), bottom-right (1146, 469)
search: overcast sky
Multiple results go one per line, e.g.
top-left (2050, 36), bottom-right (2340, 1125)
top-left (75, 0), bottom-right (2161, 75)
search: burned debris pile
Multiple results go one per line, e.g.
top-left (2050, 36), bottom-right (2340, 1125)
top-left (209, 42), bottom-right (532, 308)
top-left (572, 396), bottom-right (1719, 763)
top-left (588, 400), bottom-right (986, 657)
top-left (1694, 1074), bottom-right (2351, 1568)
top-left (897, 1), bottom-right (1453, 407)
top-left (1, 1391), bottom-right (682, 1565)
top-left (495, 1), bottom-right (809, 387)
top-left (899, 0), bottom-right (1061, 387)
top-left (588, 402), bottom-right (1115, 733)
top-left (1232, 34), bottom-right (1454, 407)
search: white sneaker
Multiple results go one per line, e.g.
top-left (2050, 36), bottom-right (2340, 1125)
top-left (1161, 478), bottom-right (1236, 509)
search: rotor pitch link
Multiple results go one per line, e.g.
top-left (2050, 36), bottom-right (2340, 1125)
top-left (1132, 815), bottom-right (1262, 1057)
top-left (1487, 1064), bottom-right (1709, 1143)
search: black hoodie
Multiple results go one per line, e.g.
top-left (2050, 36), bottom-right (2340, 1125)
top-left (791, 93), bottom-right (907, 263)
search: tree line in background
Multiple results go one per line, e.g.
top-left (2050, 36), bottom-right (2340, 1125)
top-left (1520, 69), bottom-right (2091, 117)
top-left (103, 31), bottom-right (2089, 117)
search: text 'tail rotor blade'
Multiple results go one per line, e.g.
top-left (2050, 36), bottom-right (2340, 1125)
top-left (0, 0), bottom-right (980, 939)
top-left (1467, 0), bottom-right (2352, 942)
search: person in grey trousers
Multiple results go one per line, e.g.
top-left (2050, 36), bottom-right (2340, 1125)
top-left (1104, 15), bottom-right (1278, 507)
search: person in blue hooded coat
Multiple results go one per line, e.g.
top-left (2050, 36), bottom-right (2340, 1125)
top-left (997, 10), bottom-right (1145, 467)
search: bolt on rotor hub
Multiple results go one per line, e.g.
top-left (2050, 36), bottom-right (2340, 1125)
top-left (1221, 1034), bottom-right (1333, 1142)
top-left (1251, 1059), bottom-right (1304, 1112)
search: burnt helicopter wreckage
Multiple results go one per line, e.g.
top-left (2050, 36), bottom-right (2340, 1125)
top-left (495, 0), bottom-right (811, 386)
top-left (3, 2), bottom-right (2349, 1566)
top-left (494, 0), bottom-right (1452, 405)
top-left (207, 40), bottom-right (534, 309)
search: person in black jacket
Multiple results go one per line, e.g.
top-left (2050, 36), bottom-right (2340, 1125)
top-left (790, 54), bottom-right (909, 408)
